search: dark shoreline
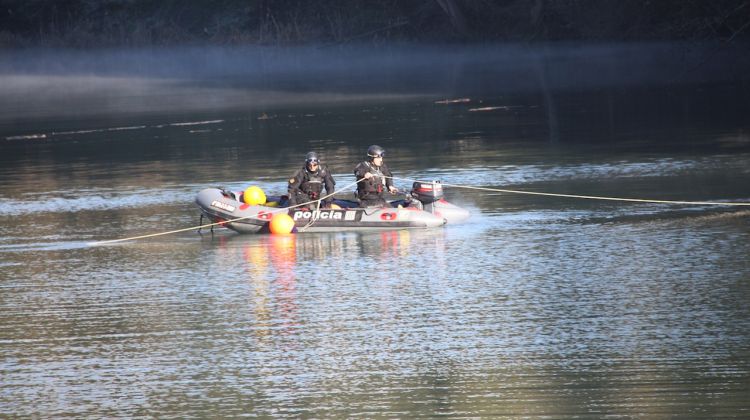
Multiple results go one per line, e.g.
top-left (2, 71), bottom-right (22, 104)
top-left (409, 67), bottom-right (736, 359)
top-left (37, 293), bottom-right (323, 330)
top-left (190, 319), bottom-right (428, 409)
top-left (2, 1), bottom-right (749, 48)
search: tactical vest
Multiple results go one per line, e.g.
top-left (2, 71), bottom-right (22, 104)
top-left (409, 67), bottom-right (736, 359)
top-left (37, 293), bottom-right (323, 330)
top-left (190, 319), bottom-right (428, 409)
top-left (301, 169), bottom-right (325, 198)
top-left (358, 162), bottom-right (385, 198)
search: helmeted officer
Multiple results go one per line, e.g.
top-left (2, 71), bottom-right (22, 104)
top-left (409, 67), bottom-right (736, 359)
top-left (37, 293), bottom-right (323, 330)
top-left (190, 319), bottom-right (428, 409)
top-left (287, 152), bottom-right (336, 208)
top-left (353, 145), bottom-right (398, 207)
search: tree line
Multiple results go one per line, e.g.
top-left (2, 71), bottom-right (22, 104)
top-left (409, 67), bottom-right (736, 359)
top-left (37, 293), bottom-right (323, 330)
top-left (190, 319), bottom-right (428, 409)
top-left (1, 0), bottom-right (748, 47)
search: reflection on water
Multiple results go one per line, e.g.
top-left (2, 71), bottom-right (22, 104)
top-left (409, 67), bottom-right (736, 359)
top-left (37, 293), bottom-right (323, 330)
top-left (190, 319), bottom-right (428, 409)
top-left (245, 235), bottom-right (299, 345)
top-left (1, 83), bottom-right (750, 416)
top-left (2, 208), bottom-right (750, 417)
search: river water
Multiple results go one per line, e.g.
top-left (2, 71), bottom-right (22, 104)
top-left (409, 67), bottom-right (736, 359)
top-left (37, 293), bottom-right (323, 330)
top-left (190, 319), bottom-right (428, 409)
top-left (2, 45), bottom-right (750, 417)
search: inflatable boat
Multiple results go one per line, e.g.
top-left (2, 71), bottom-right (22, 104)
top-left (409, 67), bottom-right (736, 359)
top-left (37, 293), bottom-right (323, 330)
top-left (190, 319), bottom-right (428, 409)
top-left (195, 181), bottom-right (470, 234)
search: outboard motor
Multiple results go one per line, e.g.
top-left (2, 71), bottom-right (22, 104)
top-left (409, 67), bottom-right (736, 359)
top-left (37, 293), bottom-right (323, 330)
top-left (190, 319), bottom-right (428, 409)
top-left (410, 181), bottom-right (444, 213)
top-left (408, 180), bottom-right (470, 223)
top-left (411, 180), bottom-right (444, 203)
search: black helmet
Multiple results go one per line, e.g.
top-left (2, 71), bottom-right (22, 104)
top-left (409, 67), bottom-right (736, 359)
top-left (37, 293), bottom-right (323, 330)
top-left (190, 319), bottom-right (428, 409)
top-left (305, 151), bottom-right (319, 165)
top-left (367, 145), bottom-right (385, 160)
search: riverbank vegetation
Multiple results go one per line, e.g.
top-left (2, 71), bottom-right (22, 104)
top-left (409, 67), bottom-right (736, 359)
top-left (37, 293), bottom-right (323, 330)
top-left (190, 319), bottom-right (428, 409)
top-left (1, 0), bottom-right (748, 48)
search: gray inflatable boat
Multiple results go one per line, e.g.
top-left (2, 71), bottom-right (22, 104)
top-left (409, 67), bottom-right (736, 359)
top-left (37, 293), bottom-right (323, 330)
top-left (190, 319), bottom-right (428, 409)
top-left (195, 181), bottom-right (470, 234)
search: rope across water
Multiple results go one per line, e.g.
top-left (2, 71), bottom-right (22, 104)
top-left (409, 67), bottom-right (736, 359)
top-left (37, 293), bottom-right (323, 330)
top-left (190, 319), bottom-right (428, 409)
top-left (88, 178), bottom-right (364, 245)
top-left (89, 174), bottom-right (750, 245)
top-left (392, 176), bottom-right (750, 207)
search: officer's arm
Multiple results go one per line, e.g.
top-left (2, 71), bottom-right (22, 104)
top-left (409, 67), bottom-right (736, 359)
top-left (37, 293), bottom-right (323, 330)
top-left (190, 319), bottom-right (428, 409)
top-left (325, 175), bottom-right (335, 194)
top-left (383, 165), bottom-right (394, 188)
top-left (353, 163), bottom-right (366, 179)
top-left (354, 164), bottom-right (373, 180)
top-left (287, 171), bottom-right (304, 200)
top-left (321, 173), bottom-right (334, 202)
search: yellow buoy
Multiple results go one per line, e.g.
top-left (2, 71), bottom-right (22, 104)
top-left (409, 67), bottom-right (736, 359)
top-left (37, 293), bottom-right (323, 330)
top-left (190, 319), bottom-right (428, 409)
top-left (269, 213), bottom-right (295, 235)
top-left (243, 186), bottom-right (267, 205)
top-left (330, 203), bottom-right (341, 209)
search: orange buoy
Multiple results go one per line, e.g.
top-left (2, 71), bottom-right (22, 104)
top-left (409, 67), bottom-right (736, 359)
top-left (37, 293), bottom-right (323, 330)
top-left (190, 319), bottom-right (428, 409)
top-left (269, 213), bottom-right (295, 235)
top-left (243, 186), bottom-right (267, 205)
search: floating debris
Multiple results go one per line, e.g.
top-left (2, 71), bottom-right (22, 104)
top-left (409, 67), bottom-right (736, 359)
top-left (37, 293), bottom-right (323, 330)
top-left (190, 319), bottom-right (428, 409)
top-left (7, 120), bottom-right (226, 141)
top-left (468, 105), bottom-right (528, 112)
top-left (468, 106), bottom-right (508, 112)
top-left (434, 98), bottom-right (471, 104)
top-left (169, 120), bottom-right (223, 127)
top-left (5, 134), bottom-right (47, 141)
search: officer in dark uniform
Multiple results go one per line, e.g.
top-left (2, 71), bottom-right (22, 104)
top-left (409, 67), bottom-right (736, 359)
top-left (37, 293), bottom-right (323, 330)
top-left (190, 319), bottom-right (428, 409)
top-left (287, 152), bottom-right (336, 208)
top-left (353, 145), bottom-right (398, 207)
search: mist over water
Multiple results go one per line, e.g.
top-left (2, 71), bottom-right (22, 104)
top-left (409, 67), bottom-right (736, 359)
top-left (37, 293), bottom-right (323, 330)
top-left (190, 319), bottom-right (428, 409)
top-left (2, 42), bottom-right (748, 128)
top-left (1, 43), bottom-right (750, 417)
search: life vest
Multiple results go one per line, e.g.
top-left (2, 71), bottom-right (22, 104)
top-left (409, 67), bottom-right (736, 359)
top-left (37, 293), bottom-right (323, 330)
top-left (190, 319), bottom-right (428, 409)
top-left (300, 168), bottom-right (325, 199)
top-left (357, 162), bottom-right (386, 198)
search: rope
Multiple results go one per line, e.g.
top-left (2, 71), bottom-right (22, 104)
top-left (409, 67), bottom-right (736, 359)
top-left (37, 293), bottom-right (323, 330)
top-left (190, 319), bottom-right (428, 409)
top-left (88, 178), bottom-right (364, 246)
top-left (90, 172), bottom-right (749, 246)
top-left (298, 195), bottom-right (321, 233)
top-left (390, 176), bottom-right (750, 207)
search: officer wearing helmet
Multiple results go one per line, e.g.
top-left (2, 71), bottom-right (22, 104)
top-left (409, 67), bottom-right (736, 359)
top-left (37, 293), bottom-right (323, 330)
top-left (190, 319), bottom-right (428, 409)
top-left (353, 145), bottom-right (398, 207)
top-left (287, 151), bottom-right (336, 208)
